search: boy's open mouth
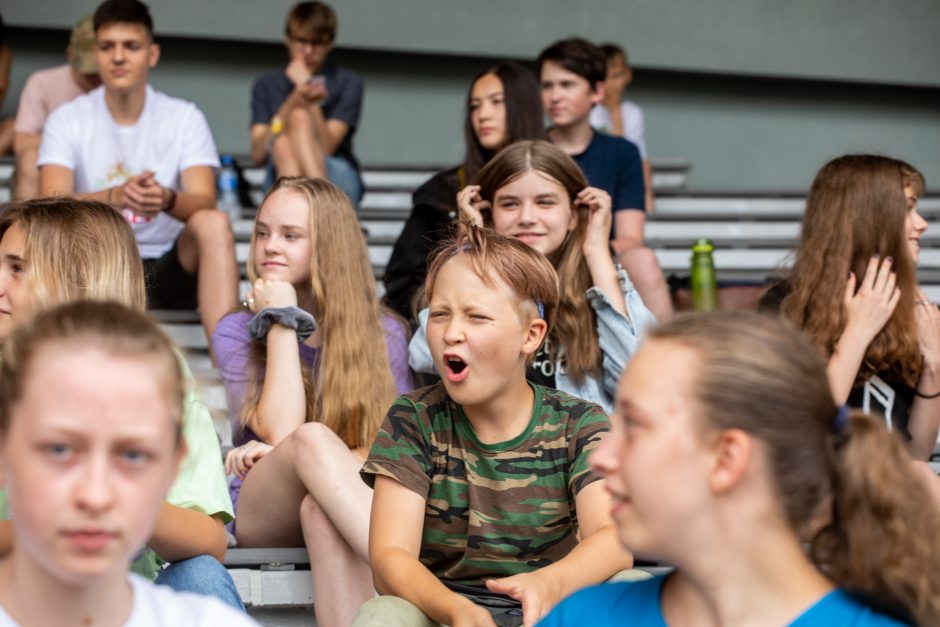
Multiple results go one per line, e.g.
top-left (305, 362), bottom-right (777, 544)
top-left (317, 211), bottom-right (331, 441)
top-left (444, 356), bottom-right (469, 382)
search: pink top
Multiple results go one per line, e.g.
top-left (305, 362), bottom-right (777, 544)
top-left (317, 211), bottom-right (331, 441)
top-left (14, 64), bottom-right (86, 135)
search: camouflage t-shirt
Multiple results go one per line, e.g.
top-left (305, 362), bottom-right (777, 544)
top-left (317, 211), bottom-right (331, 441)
top-left (361, 382), bottom-right (610, 589)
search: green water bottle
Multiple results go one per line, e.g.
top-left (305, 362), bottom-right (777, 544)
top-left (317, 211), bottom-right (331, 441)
top-left (691, 238), bottom-right (718, 312)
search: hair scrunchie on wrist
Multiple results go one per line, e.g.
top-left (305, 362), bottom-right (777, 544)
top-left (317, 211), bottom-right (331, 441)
top-left (248, 306), bottom-right (317, 343)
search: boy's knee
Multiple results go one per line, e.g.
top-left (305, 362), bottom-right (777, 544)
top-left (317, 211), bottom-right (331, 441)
top-left (351, 595), bottom-right (439, 627)
top-left (286, 106), bottom-right (314, 133)
top-left (187, 210), bottom-right (234, 247)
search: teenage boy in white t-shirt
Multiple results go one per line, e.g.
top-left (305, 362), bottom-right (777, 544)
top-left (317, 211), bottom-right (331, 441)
top-left (38, 0), bottom-right (238, 340)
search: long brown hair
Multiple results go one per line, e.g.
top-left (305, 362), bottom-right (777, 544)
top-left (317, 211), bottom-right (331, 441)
top-left (462, 62), bottom-right (545, 183)
top-left (0, 198), bottom-right (146, 313)
top-left (780, 155), bottom-right (923, 386)
top-left (475, 140), bottom-right (599, 383)
top-left (241, 177), bottom-right (398, 449)
top-left (652, 312), bottom-right (940, 625)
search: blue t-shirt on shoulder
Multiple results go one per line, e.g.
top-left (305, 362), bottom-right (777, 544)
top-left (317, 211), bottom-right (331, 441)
top-left (537, 575), bottom-right (911, 627)
top-left (570, 131), bottom-right (645, 217)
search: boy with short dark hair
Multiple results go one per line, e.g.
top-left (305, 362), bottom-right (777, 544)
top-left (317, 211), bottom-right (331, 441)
top-left (537, 38), bottom-right (672, 321)
top-left (37, 0), bottom-right (238, 341)
top-left (354, 226), bottom-right (630, 627)
top-left (250, 1), bottom-right (364, 202)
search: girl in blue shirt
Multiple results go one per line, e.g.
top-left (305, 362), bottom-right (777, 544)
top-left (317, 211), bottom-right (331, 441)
top-left (541, 312), bottom-right (940, 626)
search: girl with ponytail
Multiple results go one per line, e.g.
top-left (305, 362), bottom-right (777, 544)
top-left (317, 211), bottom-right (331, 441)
top-left (540, 312), bottom-right (940, 627)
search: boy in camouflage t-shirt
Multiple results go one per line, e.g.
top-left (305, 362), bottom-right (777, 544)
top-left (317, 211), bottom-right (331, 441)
top-left (356, 226), bottom-right (630, 627)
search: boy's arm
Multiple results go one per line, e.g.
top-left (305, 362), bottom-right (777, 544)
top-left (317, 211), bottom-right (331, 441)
top-left (39, 163), bottom-right (216, 222)
top-left (611, 209), bottom-right (645, 253)
top-left (149, 503), bottom-right (227, 563)
top-left (164, 165), bottom-right (216, 222)
top-left (486, 480), bottom-right (631, 626)
top-left (370, 475), bottom-right (496, 627)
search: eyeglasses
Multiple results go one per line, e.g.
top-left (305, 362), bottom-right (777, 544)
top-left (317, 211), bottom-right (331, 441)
top-left (287, 34), bottom-right (332, 48)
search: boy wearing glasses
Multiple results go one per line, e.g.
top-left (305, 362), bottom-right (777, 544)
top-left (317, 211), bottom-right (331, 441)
top-left (250, 1), bottom-right (364, 203)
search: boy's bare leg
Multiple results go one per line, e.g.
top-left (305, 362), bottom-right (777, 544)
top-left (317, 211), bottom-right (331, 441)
top-left (286, 105), bottom-right (327, 179)
top-left (177, 210), bottom-right (239, 339)
top-left (271, 133), bottom-right (303, 177)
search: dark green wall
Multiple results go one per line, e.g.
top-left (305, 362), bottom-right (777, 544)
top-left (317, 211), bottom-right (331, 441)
top-left (2, 1), bottom-right (938, 191)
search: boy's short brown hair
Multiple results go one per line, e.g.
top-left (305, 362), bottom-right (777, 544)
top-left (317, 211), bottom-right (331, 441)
top-left (425, 223), bottom-right (560, 334)
top-left (537, 38), bottom-right (606, 88)
top-left (286, 1), bottom-right (337, 43)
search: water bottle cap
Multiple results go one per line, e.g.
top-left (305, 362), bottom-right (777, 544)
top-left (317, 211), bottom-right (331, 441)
top-left (692, 238), bottom-right (714, 253)
top-left (221, 155), bottom-right (234, 166)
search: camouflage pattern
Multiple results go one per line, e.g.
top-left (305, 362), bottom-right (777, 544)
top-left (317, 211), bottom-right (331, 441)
top-left (361, 382), bottom-right (610, 589)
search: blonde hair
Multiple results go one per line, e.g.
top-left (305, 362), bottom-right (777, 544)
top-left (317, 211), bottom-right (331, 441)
top-left (425, 221), bottom-right (560, 337)
top-left (475, 140), bottom-right (598, 383)
top-left (0, 300), bottom-right (183, 442)
top-left (652, 312), bottom-right (940, 625)
top-left (0, 198), bottom-right (146, 313)
top-left (241, 177), bottom-right (399, 448)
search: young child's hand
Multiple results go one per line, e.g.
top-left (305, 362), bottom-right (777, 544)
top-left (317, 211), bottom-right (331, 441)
top-left (225, 440), bottom-right (273, 479)
top-left (843, 256), bottom-right (900, 348)
top-left (456, 185), bottom-right (489, 227)
top-left (576, 186), bottom-right (612, 260)
top-left (247, 279), bottom-right (298, 311)
top-left (486, 571), bottom-right (562, 627)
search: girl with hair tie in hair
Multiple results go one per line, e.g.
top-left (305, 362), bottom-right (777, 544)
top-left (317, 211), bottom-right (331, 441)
top-left (212, 176), bottom-right (414, 627)
top-left (383, 61), bottom-right (545, 322)
top-left (540, 312), bottom-right (940, 627)
top-left (410, 139), bottom-right (656, 413)
top-left (761, 155), bottom-right (940, 460)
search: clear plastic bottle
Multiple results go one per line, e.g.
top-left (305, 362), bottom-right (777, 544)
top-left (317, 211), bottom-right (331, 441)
top-left (691, 238), bottom-right (718, 311)
top-left (217, 155), bottom-right (242, 224)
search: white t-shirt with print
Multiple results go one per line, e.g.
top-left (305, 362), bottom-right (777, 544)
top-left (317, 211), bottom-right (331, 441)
top-left (0, 574), bottom-right (258, 627)
top-left (590, 100), bottom-right (647, 159)
top-left (38, 85), bottom-right (220, 259)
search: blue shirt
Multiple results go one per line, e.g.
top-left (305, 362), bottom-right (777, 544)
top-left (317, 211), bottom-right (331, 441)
top-left (538, 575), bottom-right (911, 627)
top-left (571, 131), bottom-right (645, 218)
top-left (250, 62), bottom-right (363, 170)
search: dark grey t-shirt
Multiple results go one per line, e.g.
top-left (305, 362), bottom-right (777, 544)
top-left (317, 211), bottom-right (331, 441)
top-left (250, 62), bottom-right (363, 170)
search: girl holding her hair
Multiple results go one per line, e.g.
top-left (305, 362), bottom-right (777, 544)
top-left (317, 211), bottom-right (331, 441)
top-left (212, 176), bottom-right (414, 627)
top-left (761, 155), bottom-right (940, 460)
top-left (383, 61), bottom-right (545, 321)
top-left (410, 140), bottom-right (656, 413)
top-left (0, 198), bottom-right (239, 608)
top-left (541, 311), bottom-right (940, 626)
top-left (0, 301), bottom-right (256, 627)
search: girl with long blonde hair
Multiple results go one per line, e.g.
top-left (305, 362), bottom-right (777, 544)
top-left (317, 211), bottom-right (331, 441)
top-left (409, 140), bottom-right (656, 412)
top-left (762, 155), bottom-right (940, 460)
top-left (212, 177), bottom-right (414, 627)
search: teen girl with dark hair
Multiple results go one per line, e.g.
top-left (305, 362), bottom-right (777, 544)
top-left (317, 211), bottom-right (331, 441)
top-left (383, 61), bottom-right (545, 321)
